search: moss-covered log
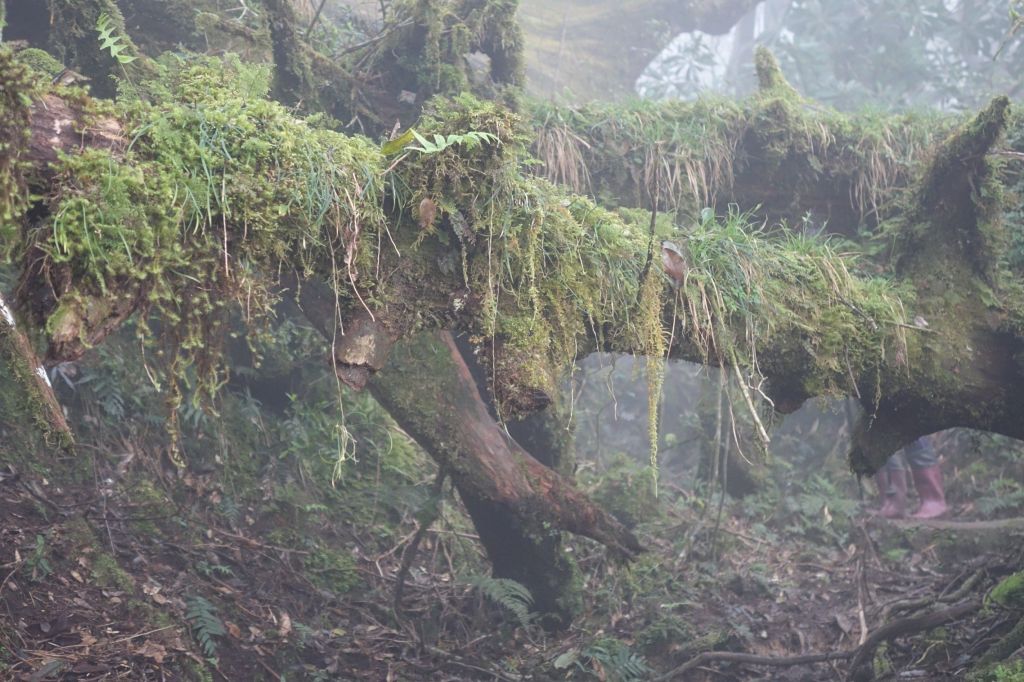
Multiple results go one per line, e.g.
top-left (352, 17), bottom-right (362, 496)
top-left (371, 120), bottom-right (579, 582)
top-left (531, 49), bottom-right (949, 237)
top-left (3, 49), bottom-right (1024, 479)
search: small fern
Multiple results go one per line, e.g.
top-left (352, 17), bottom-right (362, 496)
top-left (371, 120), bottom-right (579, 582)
top-left (469, 576), bottom-right (534, 628)
top-left (185, 595), bottom-right (226, 658)
top-left (580, 639), bottom-right (652, 682)
top-left (95, 13), bottom-right (136, 64)
top-left (382, 128), bottom-right (499, 155)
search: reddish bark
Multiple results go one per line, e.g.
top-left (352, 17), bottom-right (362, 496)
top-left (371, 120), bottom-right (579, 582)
top-left (367, 330), bottom-right (641, 625)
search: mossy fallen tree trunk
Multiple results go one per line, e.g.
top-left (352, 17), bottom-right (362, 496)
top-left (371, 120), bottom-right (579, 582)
top-left (3, 49), bottom-right (1023, 488)
top-left (531, 50), bottom-right (950, 237)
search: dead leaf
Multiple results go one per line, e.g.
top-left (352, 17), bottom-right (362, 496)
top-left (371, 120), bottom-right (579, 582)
top-left (225, 621), bottom-right (241, 639)
top-left (70, 570), bottom-right (84, 583)
top-left (166, 635), bottom-right (188, 651)
top-left (278, 611), bottom-right (292, 639)
top-left (135, 640), bottom-right (167, 664)
top-left (835, 612), bottom-right (853, 635)
top-left (661, 241), bottom-right (689, 287)
top-left (418, 197), bottom-right (437, 231)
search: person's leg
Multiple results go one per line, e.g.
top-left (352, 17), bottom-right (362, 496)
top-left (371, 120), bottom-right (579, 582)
top-left (875, 454), bottom-right (908, 518)
top-left (905, 437), bottom-right (947, 519)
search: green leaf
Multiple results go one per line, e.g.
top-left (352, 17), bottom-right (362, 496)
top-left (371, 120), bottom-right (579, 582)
top-left (553, 650), bottom-right (578, 669)
top-left (381, 129), bottom-right (416, 156)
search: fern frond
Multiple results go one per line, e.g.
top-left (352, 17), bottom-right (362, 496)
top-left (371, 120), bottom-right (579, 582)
top-left (95, 13), bottom-right (137, 64)
top-left (468, 576), bottom-right (534, 628)
top-left (582, 639), bottom-right (652, 682)
top-left (185, 595), bottom-right (226, 658)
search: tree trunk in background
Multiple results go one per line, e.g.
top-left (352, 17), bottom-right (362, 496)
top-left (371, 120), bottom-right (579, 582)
top-left (695, 370), bottom-right (768, 497)
top-left (518, 0), bottom-right (761, 100)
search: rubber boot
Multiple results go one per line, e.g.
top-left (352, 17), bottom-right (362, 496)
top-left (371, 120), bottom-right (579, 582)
top-left (910, 465), bottom-right (947, 519)
top-left (875, 469), bottom-right (908, 518)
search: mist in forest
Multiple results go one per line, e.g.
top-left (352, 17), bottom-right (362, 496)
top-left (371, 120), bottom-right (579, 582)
top-left (1, 1), bottom-right (1024, 680)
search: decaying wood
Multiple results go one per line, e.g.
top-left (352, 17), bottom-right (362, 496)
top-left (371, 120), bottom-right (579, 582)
top-left (0, 292), bottom-right (73, 451)
top-left (26, 94), bottom-right (123, 178)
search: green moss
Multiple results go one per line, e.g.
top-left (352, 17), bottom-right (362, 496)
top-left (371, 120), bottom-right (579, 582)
top-left (969, 660), bottom-right (1024, 682)
top-left (17, 56), bottom-right (387, 448)
top-left (591, 454), bottom-right (660, 529)
top-left (373, 0), bottom-right (524, 101)
top-left (302, 545), bottom-right (358, 593)
top-left (264, 0), bottom-right (315, 107)
top-left (529, 89), bottom-right (944, 228)
top-left (0, 329), bottom-right (59, 461)
top-left (0, 47), bottom-right (35, 251)
top-left (14, 48), bottom-right (64, 79)
top-left (126, 479), bottom-right (172, 534)
top-left (754, 46), bottom-right (800, 99)
top-left (91, 552), bottom-right (135, 591)
top-left (989, 572), bottom-right (1024, 608)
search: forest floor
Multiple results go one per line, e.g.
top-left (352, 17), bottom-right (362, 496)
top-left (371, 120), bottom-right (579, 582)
top-left (0, 439), bottom-right (1021, 682)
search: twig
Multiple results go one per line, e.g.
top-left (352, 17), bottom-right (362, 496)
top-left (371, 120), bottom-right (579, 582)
top-left (653, 598), bottom-right (980, 681)
top-left (209, 529), bottom-right (311, 555)
top-left (257, 658), bottom-right (282, 680)
top-left (846, 598), bottom-right (979, 678)
top-left (393, 470), bottom-right (446, 619)
top-left (0, 562), bottom-right (23, 593)
top-left (856, 556), bottom-right (869, 646)
top-left (305, 0), bottom-right (328, 37)
top-left (654, 650), bottom-right (853, 680)
top-left (335, 19), bottom-right (413, 57)
top-left (879, 568), bottom-right (983, 621)
top-left (48, 625), bottom-right (177, 651)
top-left (422, 644), bottom-right (519, 682)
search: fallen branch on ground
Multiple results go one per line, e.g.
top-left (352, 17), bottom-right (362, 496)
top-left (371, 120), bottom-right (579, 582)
top-left (653, 598), bottom-right (981, 681)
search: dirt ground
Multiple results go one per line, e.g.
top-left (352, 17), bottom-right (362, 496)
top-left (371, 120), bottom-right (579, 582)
top-left (0, 448), bottom-right (1020, 682)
